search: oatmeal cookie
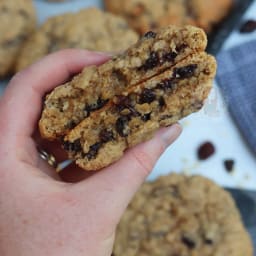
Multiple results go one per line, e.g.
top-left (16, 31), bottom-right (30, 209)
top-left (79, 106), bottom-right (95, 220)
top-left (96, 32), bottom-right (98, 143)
top-left (16, 8), bottom-right (139, 71)
top-left (39, 25), bottom-right (207, 140)
top-left (113, 174), bottom-right (253, 256)
top-left (0, 0), bottom-right (36, 77)
top-left (63, 52), bottom-right (216, 171)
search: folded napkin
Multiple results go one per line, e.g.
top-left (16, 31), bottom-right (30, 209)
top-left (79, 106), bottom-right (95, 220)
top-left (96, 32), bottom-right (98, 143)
top-left (216, 40), bottom-right (256, 154)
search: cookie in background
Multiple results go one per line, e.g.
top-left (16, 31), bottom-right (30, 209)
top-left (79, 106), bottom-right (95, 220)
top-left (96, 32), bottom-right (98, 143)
top-left (104, 0), bottom-right (233, 35)
top-left (113, 173), bottom-right (253, 256)
top-left (0, 0), bottom-right (36, 77)
top-left (15, 7), bottom-right (139, 71)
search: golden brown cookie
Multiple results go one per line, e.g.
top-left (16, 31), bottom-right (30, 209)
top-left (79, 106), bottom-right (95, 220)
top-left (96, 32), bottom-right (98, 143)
top-left (104, 0), bottom-right (233, 34)
top-left (63, 52), bottom-right (216, 171)
top-left (113, 174), bottom-right (253, 256)
top-left (0, 0), bottom-right (36, 77)
top-left (16, 8), bottom-right (139, 71)
top-left (39, 25), bottom-right (207, 140)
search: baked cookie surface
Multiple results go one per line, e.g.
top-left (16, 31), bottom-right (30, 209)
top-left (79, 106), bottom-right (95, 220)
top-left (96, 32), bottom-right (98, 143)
top-left (39, 25), bottom-right (207, 140)
top-left (39, 25), bottom-right (216, 171)
top-left (0, 0), bottom-right (36, 77)
top-left (113, 174), bottom-right (253, 256)
top-left (16, 7), bottom-right (139, 71)
top-left (104, 0), bottom-right (233, 34)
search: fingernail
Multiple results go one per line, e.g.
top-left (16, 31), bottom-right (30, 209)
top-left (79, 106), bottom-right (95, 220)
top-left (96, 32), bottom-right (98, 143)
top-left (160, 124), bottom-right (182, 146)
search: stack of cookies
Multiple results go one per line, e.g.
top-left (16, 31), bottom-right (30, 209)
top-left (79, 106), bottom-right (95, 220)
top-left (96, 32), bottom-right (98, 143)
top-left (113, 173), bottom-right (253, 256)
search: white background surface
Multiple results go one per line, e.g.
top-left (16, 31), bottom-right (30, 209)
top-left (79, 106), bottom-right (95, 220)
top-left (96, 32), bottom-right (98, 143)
top-left (0, 0), bottom-right (255, 189)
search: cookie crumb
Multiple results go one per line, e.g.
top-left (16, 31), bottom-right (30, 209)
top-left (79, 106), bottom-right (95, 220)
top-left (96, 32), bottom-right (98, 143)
top-left (197, 142), bottom-right (215, 160)
top-left (240, 20), bottom-right (256, 33)
top-left (224, 159), bottom-right (235, 173)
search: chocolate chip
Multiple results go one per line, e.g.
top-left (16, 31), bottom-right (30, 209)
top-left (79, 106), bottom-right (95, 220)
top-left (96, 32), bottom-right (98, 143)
top-left (205, 239), bottom-right (214, 245)
top-left (159, 96), bottom-right (165, 107)
top-left (182, 236), bottom-right (196, 249)
top-left (197, 142), bottom-right (215, 160)
top-left (85, 142), bottom-right (102, 160)
top-left (99, 129), bottom-right (114, 143)
top-left (144, 31), bottom-right (157, 38)
top-left (156, 79), bottom-right (175, 90)
top-left (163, 52), bottom-right (177, 62)
top-left (84, 98), bottom-right (108, 115)
top-left (63, 139), bottom-right (82, 153)
top-left (116, 116), bottom-right (130, 137)
top-left (173, 64), bottom-right (197, 79)
top-left (240, 20), bottom-right (256, 33)
top-left (141, 113), bottom-right (151, 121)
top-left (139, 88), bottom-right (156, 104)
top-left (224, 159), bottom-right (235, 173)
top-left (141, 52), bottom-right (159, 71)
top-left (176, 43), bottom-right (187, 52)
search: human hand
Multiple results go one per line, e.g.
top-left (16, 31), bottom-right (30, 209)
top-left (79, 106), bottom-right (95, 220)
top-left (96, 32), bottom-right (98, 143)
top-left (0, 49), bottom-right (181, 256)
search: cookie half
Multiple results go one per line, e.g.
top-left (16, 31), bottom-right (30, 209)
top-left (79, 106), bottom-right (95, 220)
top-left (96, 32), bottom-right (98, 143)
top-left (16, 8), bottom-right (139, 71)
top-left (63, 52), bottom-right (216, 171)
top-left (113, 174), bottom-right (253, 256)
top-left (0, 0), bottom-right (36, 77)
top-left (39, 25), bottom-right (207, 140)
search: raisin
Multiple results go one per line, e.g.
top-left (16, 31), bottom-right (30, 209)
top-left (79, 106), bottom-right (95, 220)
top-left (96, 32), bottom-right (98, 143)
top-left (99, 129), bottom-right (114, 143)
top-left (173, 64), bottom-right (197, 79)
top-left (63, 139), bottom-right (82, 153)
top-left (240, 20), bottom-right (256, 33)
top-left (141, 113), bottom-right (151, 121)
top-left (116, 116), bottom-right (130, 137)
top-left (144, 31), bottom-right (157, 38)
top-left (159, 96), bottom-right (165, 107)
top-left (182, 236), bottom-right (196, 249)
top-left (85, 142), bottom-right (102, 160)
top-left (224, 159), bottom-right (235, 173)
top-left (197, 142), bottom-right (215, 160)
top-left (141, 52), bottom-right (159, 71)
top-left (156, 79), bottom-right (174, 90)
top-left (163, 52), bottom-right (177, 62)
top-left (139, 88), bottom-right (156, 104)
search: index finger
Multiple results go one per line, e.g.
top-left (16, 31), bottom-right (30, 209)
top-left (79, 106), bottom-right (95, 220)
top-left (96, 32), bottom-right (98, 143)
top-left (0, 49), bottom-right (110, 142)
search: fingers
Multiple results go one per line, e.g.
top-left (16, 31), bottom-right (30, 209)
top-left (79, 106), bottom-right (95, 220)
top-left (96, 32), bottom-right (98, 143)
top-left (0, 49), bottom-right (110, 144)
top-left (71, 124), bottom-right (182, 226)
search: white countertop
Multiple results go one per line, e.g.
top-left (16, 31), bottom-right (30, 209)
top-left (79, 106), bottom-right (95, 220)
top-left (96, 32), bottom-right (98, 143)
top-left (1, 0), bottom-right (256, 189)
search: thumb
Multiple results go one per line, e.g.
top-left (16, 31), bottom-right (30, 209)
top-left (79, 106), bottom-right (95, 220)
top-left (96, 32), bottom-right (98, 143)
top-left (71, 124), bottom-right (181, 226)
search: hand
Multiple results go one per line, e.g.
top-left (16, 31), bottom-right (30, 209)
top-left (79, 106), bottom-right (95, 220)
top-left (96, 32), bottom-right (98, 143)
top-left (0, 49), bottom-right (181, 256)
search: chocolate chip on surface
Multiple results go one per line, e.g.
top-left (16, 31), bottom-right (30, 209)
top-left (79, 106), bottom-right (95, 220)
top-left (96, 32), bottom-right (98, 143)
top-left (224, 159), bottom-right (235, 173)
top-left (240, 20), bottom-right (256, 33)
top-left (141, 52), bottom-right (159, 70)
top-left (99, 129), bottom-right (114, 143)
top-left (197, 141), bottom-right (215, 160)
top-left (181, 235), bottom-right (196, 249)
top-left (163, 52), bottom-right (177, 62)
top-left (139, 88), bottom-right (156, 104)
top-left (173, 64), bottom-right (197, 79)
top-left (85, 142), bottom-right (102, 160)
top-left (116, 116), bottom-right (130, 137)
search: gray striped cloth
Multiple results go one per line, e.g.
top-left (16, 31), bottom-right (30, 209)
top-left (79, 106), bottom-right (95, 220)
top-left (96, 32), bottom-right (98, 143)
top-left (216, 40), bottom-right (256, 154)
